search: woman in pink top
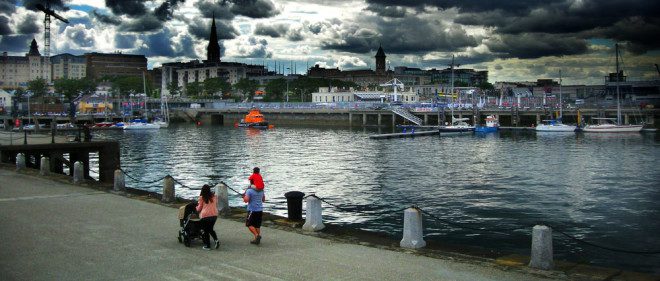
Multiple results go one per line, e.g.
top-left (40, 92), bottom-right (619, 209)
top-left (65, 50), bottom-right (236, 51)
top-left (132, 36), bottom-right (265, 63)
top-left (196, 184), bottom-right (219, 250)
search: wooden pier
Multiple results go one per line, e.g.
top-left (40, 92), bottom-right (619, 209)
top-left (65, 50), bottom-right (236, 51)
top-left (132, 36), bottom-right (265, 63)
top-left (369, 130), bottom-right (440, 139)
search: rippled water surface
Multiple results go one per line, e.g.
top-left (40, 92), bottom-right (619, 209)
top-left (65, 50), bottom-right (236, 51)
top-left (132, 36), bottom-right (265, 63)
top-left (92, 125), bottom-right (660, 273)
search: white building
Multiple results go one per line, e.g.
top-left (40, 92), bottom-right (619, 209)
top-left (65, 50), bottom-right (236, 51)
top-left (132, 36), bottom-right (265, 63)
top-left (0, 89), bottom-right (13, 112)
top-left (312, 87), bottom-right (420, 103)
top-left (0, 39), bottom-right (51, 88)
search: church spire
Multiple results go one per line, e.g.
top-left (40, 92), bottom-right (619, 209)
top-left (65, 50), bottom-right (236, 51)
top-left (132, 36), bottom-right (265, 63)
top-left (207, 13), bottom-right (221, 62)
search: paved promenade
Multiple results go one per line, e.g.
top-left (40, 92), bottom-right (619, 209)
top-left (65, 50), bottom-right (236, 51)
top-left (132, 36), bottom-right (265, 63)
top-left (0, 169), bottom-right (564, 281)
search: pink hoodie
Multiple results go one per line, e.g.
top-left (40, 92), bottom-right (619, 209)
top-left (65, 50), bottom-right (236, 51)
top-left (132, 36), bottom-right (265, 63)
top-left (196, 195), bottom-right (218, 218)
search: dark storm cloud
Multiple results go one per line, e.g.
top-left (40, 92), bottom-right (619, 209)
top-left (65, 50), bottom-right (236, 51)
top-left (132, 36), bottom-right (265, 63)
top-left (589, 17), bottom-right (660, 54)
top-left (136, 29), bottom-right (196, 58)
top-left (23, 0), bottom-right (69, 11)
top-left (487, 33), bottom-right (588, 59)
top-left (154, 0), bottom-right (187, 22)
top-left (105, 0), bottom-right (147, 17)
top-left (230, 0), bottom-right (279, 18)
top-left (0, 0), bottom-right (16, 14)
top-left (254, 23), bottom-right (288, 38)
top-left (119, 15), bottom-right (163, 32)
top-left (234, 37), bottom-right (271, 58)
top-left (93, 10), bottom-right (121, 25)
top-left (287, 27), bottom-right (304, 41)
top-left (321, 16), bottom-right (477, 54)
top-left (65, 26), bottom-right (95, 47)
top-left (17, 14), bottom-right (40, 34)
top-left (195, 0), bottom-right (234, 19)
top-left (364, 4), bottom-right (407, 18)
top-left (188, 18), bottom-right (238, 40)
top-left (115, 34), bottom-right (137, 49)
top-left (0, 15), bottom-right (11, 35)
top-left (0, 34), bottom-right (32, 52)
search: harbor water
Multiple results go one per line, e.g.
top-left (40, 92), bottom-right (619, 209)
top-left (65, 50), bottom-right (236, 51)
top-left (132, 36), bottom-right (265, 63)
top-left (92, 125), bottom-right (660, 273)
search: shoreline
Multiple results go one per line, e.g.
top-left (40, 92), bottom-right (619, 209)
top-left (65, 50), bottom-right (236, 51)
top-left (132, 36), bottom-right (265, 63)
top-left (3, 164), bottom-right (657, 280)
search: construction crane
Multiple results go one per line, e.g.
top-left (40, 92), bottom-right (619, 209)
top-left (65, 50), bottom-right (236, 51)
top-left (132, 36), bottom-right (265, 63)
top-left (36, 1), bottom-right (69, 58)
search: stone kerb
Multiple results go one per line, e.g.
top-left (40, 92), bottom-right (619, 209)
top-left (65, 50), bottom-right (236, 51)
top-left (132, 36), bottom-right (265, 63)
top-left (73, 161), bottom-right (84, 184)
top-left (303, 195), bottom-right (325, 231)
top-left (16, 153), bottom-right (26, 171)
top-left (39, 157), bottom-right (50, 176)
top-left (114, 169), bottom-right (125, 191)
top-left (162, 176), bottom-right (175, 203)
top-left (529, 225), bottom-right (554, 270)
top-left (400, 207), bottom-right (426, 249)
top-left (215, 182), bottom-right (230, 217)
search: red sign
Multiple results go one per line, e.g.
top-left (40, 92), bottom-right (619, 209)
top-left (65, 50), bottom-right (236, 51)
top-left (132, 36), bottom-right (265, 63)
top-left (14, 119), bottom-right (20, 127)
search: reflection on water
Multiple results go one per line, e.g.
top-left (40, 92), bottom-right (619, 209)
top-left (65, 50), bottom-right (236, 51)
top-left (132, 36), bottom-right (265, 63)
top-left (92, 125), bottom-right (660, 273)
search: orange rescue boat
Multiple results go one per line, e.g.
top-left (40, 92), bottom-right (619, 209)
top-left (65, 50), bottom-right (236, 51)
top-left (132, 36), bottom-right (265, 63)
top-left (235, 108), bottom-right (274, 129)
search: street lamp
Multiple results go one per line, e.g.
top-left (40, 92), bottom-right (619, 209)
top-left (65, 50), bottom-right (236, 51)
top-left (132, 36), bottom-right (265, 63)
top-left (285, 67), bottom-right (290, 103)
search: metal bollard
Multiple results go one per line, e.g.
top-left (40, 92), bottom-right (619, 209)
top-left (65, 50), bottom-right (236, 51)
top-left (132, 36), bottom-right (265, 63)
top-left (303, 195), bottom-right (325, 231)
top-left (16, 153), bottom-right (26, 171)
top-left (162, 176), bottom-right (175, 203)
top-left (529, 225), bottom-right (554, 270)
top-left (113, 169), bottom-right (125, 191)
top-left (73, 161), bottom-right (84, 184)
top-left (400, 208), bottom-right (426, 249)
top-left (215, 182), bottom-right (230, 217)
top-left (39, 157), bottom-right (50, 176)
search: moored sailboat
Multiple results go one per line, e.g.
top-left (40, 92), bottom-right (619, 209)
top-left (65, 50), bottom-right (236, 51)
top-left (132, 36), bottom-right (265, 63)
top-left (535, 70), bottom-right (577, 132)
top-left (583, 44), bottom-right (642, 133)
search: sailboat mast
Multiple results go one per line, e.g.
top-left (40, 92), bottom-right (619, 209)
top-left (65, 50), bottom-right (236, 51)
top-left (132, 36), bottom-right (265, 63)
top-left (559, 69), bottom-right (562, 119)
top-left (616, 43), bottom-right (621, 125)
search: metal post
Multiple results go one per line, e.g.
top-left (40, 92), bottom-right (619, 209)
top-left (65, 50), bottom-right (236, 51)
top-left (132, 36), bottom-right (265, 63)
top-left (24, 129), bottom-right (27, 145)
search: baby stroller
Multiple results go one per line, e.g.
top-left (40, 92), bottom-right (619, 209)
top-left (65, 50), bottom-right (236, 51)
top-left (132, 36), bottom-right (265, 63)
top-left (177, 202), bottom-right (204, 247)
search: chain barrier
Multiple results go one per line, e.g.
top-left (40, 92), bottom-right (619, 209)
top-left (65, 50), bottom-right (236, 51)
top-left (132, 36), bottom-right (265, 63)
top-left (119, 168), bottom-right (168, 185)
top-left (416, 207), bottom-right (527, 235)
top-left (544, 223), bottom-right (660, 255)
top-left (114, 168), bottom-right (660, 256)
top-left (306, 194), bottom-right (408, 217)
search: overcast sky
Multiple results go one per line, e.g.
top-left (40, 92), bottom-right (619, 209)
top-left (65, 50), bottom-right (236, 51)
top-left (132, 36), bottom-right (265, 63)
top-left (1, 0), bottom-right (659, 84)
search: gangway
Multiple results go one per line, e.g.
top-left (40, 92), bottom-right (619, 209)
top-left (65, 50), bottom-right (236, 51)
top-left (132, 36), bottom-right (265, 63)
top-left (390, 107), bottom-right (424, 126)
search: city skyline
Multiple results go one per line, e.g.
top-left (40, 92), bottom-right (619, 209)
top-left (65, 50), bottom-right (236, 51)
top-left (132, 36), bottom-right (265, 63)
top-left (1, 0), bottom-right (659, 85)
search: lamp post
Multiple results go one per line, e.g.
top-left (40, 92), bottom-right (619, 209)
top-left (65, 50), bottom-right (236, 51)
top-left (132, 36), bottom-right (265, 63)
top-left (285, 67), bottom-right (290, 103)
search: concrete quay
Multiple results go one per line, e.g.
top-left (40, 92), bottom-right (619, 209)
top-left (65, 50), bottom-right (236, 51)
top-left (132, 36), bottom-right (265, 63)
top-left (1, 167), bottom-right (656, 281)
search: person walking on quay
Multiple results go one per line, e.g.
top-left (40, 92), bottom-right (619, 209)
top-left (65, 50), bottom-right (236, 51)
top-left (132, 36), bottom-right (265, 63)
top-left (196, 184), bottom-right (219, 250)
top-left (243, 184), bottom-right (265, 245)
top-left (248, 167), bottom-right (265, 191)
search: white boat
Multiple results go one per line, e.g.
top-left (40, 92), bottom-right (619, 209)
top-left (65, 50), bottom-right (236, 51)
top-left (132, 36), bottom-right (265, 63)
top-left (156, 94), bottom-right (170, 128)
top-left (535, 70), bottom-right (577, 132)
top-left (583, 118), bottom-right (642, 133)
top-left (439, 117), bottom-right (475, 134)
top-left (475, 115), bottom-right (499, 133)
top-left (535, 119), bottom-right (576, 132)
top-left (584, 44), bottom-right (643, 133)
top-left (122, 119), bottom-right (160, 130)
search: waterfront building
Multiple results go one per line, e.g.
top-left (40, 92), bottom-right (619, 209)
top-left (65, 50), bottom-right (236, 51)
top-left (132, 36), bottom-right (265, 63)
top-left (85, 52), bottom-right (147, 80)
top-left (0, 39), bottom-right (52, 88)
top-left (50, 54), bottom-right (86, 80)
top-left (78, 95), bottom-right (113, 114)
top-left (160, 16), bottom-right (268, 97)
top-left (0, 89), bottom-right (12, 113)
top-left (311, 87), bottom-right (419, 103)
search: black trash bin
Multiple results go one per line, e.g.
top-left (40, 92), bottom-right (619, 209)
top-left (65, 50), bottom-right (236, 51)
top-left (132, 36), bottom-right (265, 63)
top-left (284, 191), bottom-right (305, 220)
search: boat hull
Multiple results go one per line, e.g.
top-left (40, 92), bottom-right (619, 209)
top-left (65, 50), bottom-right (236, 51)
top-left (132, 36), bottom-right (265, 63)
top-left (583, 124), bottom-right (643, 133)
top-left (238, 122), bottom-right (270, 129)
top-left (535, 124), bottom-right (576, 132)
top-left (474, 126), bottom-right (498, 133)
top-left (438, 127), bottom-right (474, 135)
top-left (123, 123), bottom-right (160, 130)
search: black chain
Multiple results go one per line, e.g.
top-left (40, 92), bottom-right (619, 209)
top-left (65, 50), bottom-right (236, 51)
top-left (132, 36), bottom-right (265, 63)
top-left (307, 194), bottom-right (408, 217)
top-left (544, 223), bottom-right (660, 255)
top-left (416, 207), bottom-right (528, 235)
top-left (119, 168), bottom-right (168, 184)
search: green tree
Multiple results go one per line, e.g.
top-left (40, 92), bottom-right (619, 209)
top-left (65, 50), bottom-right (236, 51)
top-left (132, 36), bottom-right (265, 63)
top-left (477, 81), bottom-right (494, 91)
top-left (166, 82), bottom-right (180, 97)
top-left (264, 78), bottom-right (287, 101)
top-left (185, 82), bottom-right (203, 98)
top-left (27, 78), bottom-right (48, 102)
top-left (203, 77), bottom-right (231, 98)
top-left (109, 76), bottom-right (153, 98)
top-left (233, 78), bottom-right (259, 100)
top-left (54, 78), bottom-right (97, 101)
